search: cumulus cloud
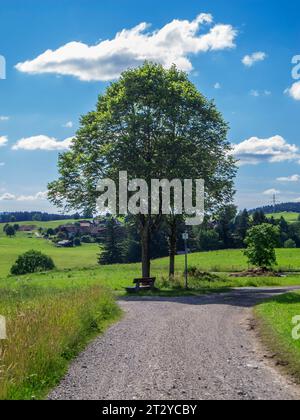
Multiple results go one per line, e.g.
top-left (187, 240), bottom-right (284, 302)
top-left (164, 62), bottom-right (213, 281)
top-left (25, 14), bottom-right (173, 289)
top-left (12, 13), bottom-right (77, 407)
top-left (0, 191), bottom-right (48, 202)
top-left (15, 13), bottom-right (237, 82)
top-left (0, 116), bottom-right (9, 121)
top-left (242, 51), bottom-right (267, 67)
top-left (16, 191), bottom-right (48, 202)
top-left (214, 82), bottom-right (221, 89)
top-left (0, 136), bottom-right (8, 147)
top-left (232, 135), bottom-right (299, 165)
top-left (0, 162), bottom-right (5, 167)
top-left (12, 135), bottom-right (73, 151)
top-left (277, 174), bottom-right (300, 182)
top-left (285, 81), bottom-right (300, 101)
top-left (263, 189), bottom-right (280, 195)
top-left (0, 193), bottom-right (16, 201)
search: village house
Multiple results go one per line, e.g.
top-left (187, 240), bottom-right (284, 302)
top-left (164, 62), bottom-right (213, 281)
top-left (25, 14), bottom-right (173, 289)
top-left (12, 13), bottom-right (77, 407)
top-left (57, 220), bottom-right (108, 238)
top-left (18, 225), bottom-right (37, 232)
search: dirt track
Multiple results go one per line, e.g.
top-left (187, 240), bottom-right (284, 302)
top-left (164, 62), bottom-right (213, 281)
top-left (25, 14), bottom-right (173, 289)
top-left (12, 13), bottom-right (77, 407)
top-left (49, 287), bottom-right (300, 400)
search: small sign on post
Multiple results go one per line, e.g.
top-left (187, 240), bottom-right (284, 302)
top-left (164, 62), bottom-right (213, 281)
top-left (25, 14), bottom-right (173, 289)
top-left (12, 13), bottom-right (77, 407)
top-left (182, 232), bottom-right (189, 241)
top-left (0, 315), bottom-right (7, 340)
top-left (182, 232), bottom-right (189, 289)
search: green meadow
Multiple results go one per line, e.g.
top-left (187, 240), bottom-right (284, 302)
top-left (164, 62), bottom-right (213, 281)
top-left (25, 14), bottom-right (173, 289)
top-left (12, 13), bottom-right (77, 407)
top-left (1, 225), bottom-right (300, 279)
top-left (266, 212), bottom-right (300, 223)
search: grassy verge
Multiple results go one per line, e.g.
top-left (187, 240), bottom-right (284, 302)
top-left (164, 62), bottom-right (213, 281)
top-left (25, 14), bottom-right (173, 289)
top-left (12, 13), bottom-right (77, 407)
top-left (0, 285), bottom-right (121, 400)
top-left (2, 267), bottom-right (300, 295)
top-left (255, 292), bottom-right (300, 382)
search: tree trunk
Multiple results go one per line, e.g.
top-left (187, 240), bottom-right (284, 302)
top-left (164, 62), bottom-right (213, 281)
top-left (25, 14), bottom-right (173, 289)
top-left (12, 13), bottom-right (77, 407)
top-left (169, 219), bottom-right (177, 279)
top-left (141, 222), bottom-right (151, 278)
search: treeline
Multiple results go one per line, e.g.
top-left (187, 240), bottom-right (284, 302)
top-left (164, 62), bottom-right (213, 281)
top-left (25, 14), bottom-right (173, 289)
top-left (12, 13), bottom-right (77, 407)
top-left (100, 207), bottom-right (300, 265)
top-left (0, 212), bottom-right (81, 223)
top-left (251, 202), bottom-right (300, 214)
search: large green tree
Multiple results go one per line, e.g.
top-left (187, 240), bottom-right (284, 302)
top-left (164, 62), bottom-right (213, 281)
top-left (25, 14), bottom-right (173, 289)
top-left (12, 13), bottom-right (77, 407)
top-left (48, 63), bottom-right (236, 277)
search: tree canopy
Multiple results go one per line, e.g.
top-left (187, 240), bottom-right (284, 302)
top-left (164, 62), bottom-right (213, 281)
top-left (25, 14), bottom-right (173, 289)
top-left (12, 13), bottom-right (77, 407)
top-left (48, 63), bottom-right (236, 276)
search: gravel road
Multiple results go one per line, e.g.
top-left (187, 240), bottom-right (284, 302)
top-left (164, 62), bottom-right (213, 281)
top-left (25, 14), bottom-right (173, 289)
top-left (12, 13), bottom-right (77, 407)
top-left (49, 287), bottom-right (300, 401)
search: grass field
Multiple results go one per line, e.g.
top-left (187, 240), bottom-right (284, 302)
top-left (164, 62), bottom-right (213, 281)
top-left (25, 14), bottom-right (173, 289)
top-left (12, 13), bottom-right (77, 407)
top-left (0, 234), bottom-right (99, 277)
top-left (1, 232), bottom-right (300, 278)
top-left (255, 292), bottom-right (300, 382)
top-left (266, 212), bottom-right (300, 223)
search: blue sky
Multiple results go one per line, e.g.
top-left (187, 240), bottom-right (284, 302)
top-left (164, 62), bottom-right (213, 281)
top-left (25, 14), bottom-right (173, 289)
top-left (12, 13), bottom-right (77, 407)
top-left (0, 0), bottom-right (299, 212)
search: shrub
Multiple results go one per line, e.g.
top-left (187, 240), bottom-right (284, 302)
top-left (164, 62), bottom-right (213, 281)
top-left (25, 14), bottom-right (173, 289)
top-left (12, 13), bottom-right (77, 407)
top-left (11, 250), bottom-right (55, 275)
top-left (244, 224), bottom-right (280, 269)
top-left (81, 235), bottom-right (93, 243)
top-left (4, 225), bottom-right (15, 237)
top-left (284, 239), bottom-right (297, 249)
top-left (73, 238), bottom-right (81, 247)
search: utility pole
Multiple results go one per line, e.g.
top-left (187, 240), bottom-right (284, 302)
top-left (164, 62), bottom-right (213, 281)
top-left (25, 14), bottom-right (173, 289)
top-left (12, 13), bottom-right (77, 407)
top-left (182, 232), bottom-right (189, 289)
top-left (272, 194), bottom-right (278, 213)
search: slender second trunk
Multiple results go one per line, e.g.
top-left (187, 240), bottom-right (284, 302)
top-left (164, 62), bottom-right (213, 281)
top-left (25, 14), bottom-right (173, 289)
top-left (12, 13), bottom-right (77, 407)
top-left (141, 222), bottom-right (151, 278)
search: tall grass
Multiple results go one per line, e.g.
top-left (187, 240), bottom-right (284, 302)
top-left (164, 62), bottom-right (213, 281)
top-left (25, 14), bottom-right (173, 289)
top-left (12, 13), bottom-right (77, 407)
top-left (0, 285), bottom-right (121, 400)
top-left (255, 292), bottom-right (300, 383)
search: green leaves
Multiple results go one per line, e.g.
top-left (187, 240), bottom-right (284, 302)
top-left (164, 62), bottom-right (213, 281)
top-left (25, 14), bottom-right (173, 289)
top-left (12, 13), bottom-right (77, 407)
top-left (244, 224), bottom-right (280, 269)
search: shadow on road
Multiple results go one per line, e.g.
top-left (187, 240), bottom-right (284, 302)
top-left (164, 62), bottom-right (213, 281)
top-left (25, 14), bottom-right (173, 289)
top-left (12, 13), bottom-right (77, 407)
top-left (119, 287), bottom-right (300, 309)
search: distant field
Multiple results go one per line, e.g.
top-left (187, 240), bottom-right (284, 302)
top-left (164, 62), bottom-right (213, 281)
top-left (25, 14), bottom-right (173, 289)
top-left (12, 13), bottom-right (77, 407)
top-left (0, 234), bottom-right (99, 277)
top-left (266, 212), bottom-right (300, 223)
top-left (0, 219), bottom-right (91, 237)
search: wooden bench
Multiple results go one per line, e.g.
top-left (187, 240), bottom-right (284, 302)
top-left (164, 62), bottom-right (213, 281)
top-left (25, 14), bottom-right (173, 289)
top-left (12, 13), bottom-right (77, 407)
top-left (125, 277), bottom-right (157, 293)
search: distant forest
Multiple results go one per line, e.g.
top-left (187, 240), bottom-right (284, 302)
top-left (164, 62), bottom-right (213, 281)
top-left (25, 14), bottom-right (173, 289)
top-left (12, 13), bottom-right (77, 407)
top-left (0, 212), bottom-right (81, 223)
top-left (250, 202), bottom-right (300, 214)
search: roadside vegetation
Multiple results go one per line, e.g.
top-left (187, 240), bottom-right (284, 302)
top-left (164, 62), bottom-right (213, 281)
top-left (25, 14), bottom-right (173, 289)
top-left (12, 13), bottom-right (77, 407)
top-left (0, 285), bottom-right (121, 400)
top-left (255, 292), bottom-right (300, 383)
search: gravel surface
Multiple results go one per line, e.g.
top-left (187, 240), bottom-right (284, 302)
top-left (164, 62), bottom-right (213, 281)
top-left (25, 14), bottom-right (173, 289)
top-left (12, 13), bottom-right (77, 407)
top-left (49, 287), bottom-right (300, 401)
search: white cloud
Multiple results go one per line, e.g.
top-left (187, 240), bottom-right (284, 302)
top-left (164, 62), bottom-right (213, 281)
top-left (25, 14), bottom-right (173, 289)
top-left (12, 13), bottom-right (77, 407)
top-left (0, 193), bottom-right (16, 201)
top-left (250, 90), bottom-right (260, 97)
top-left (63, 121), bottom-right (73, 128)
top-left (0, 191), bottom-right (48, 202)
top-left (15, 13), bottom-right (237, 82)
top-left (263, 189), bottom-right (280, 196)
top-left (214, 82), bottom-right (221, 89)
top-left (16, 191), bottom-right (48, 202)
top-left (277, 174), bottom-right (300, 182)
top-left (0, 136), bottom-right (8, 147)
top-left (12, 135), bottom-right (73, 151)
top-left (285, 81), bottom-right (300, 101)
top-left (242, 51), bottom-right (267, 67)
top-left (0, 116), bottom-right (9, 121)
top-left (0, 162), bottom-right (5, 167)
top-left (232, 135), bottom-right (299, 166)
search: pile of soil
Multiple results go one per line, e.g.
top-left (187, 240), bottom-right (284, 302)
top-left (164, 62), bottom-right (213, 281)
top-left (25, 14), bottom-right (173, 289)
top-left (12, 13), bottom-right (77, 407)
top-left (190, 271), bottom-right (222, 282)
top-left (230, 268), bottom-right (282, 278)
